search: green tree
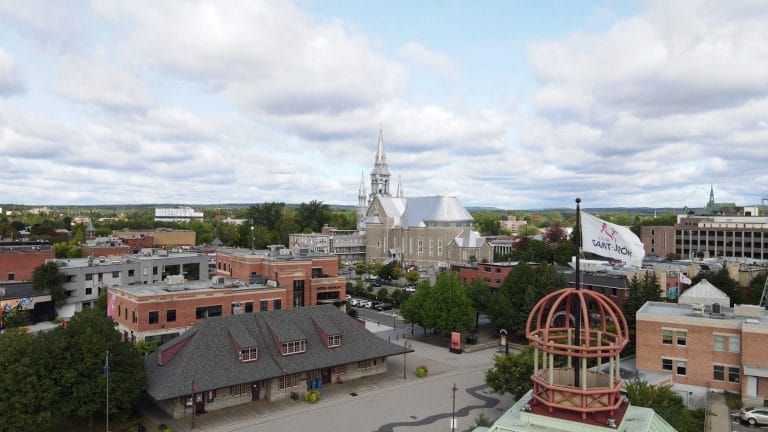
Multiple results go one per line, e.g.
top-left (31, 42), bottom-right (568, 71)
top-left (512, 238), bottom-right (554, 263)
top-left (747, 274), bottom-right (767, 305)
top-left (2, 308), bottom-right (31, 329)
top-left (485, 345), bottom-right (534, 399)
top-left (0, 329), bottom-right (59, 432)
top-left (428, 272), bottom-right (475, 335)
top-left (625, 380), bottom-right (705, 432)
top-left (405, 269), bottom-right (420, 284)
top-left (297, 200), bottom-right (330, 233)
top-left (246, 202), bottom-right (286, 232)
top-left (32, 261), bottom-right (67, 308)
top-left (52, 308), bottom-right (146, 428)
top-left (355, 262), bottom-right (370, 276)
top-left (135, 339), bottom-right (159, 356)
top-left (466, 277), bottom-right (493, 330)
top-left (553, 239), bottom-right (575, 265)
top-left (378, 261), bottom-right (402, 281)
top-left (400, 281), bottom-right (433, 338)
top-left (474, 212), bottom-right (502, 236)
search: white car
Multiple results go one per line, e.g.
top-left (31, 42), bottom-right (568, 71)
top-left (349, 298), bottom-right (362, 307)
top-left (360, 300), bottom-right (373, 308)
top-left (405, 286), bottom-right (416, 293)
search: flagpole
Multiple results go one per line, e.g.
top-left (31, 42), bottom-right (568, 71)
top-left (105, 350), bottom-right (109, 432)
top-left (574, 198), bottom-right (582, 388)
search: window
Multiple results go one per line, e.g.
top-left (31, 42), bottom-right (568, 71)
top-left (676, 331), bottom-right (687, 346)
top-left (230, 383), bottom-right (249, 397)
top-left (148, 311), bottom-right (158, 324)
top-left (260, 300), bottom-right (268, 312)
top-left (358, 359), bottom-right (372, 369)
top-left (273, 299), bottom-right (281, 310)
top-left (417, 238), bottom-right (423, 256)
top-left (244, 301), bottom-right (253, 313)
top-left (67, 275), bottom-right (75, 282)
top-left (662, 329), bottom-right (673, 345)
top-left (611, 288), bottom-right (617, 296)
top-left (311, 267), bottom-right (323, 278)
top-left (112, 271), bottom-right (120, 278)
top-left (206, 390), bottom-right (216, 403)
top-left (484, 266), bottom-right (491, 272)
top-left (167, 309), bottom-right (176, 322)
top-left (662, 358), bottom-right (673, 371)
top-left (128, 269), bottom-right (134, 277)
top-left (196, 305), bottom-right (222, 319)
top-left (714, 365), bottom-right (724, 381)
top-left (98, 273), bottom-right (103, 281)
top-left (85, 287), bottom-right (92, 295)
top-left (132, 310), bottom-right (136, 323)
top-left (282, 339), bottom-right (307, 355)
top-left (153, 266), bottom-right (158, 275)
top-left (713, 335), bottom-right (725, 351)
top-left (278, 373), bottom-right (302, 390)
top-left (437, 238), bottom-right (443, 256)
top-left (241, 347), bottom-right (258, 362)
top-left (495, 268), bottom-right (501, 273)
top-left (85, 273), bottom-right (93, 281)
top-left (728, 335), bottom-right (740, 353)
top-left (729, 367), bottom-right (740, 383)
top-left (118, 305), bottom-right (121, 316)
top-left (6, 272), bottom-right (13, 281)
top-left (428, 239), bottom-right (433, 256)
top-left (676, 360), bottom-right (687, 376)
top-left (328, 334), bottom-right (341, 348)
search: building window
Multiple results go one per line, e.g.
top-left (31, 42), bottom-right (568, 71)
top-left (662, 329), bottom-right (673, 345)
top-left (6, 272), bottom-right (13, 281)
top-left (713, 365), bottom-right (724, 381)
top-left (676, 331), bottom-right (687, 346)
top-left (376, 241), bottom-right (381, 248)
top-left (244, 301), bottom-right (253, 313)
top-left (112, 271), bottom-right (120, 278)
top-left (67, 275), bottom-right (75, 282)
top-left (495, 268), bottom-right (501, 273)
top-left (484, 266), bottom-right (491, 272)
top-left (278, 373), bottom-right (302, 390)
top-left (728, 367), bottom-right (740, 383)
top-left (230, 383), bottom-right (249, 397)
top-left (241, 347), bottom-right (258, 362)
top-left (118, 305), bottom-right (121, 316)
top-left (85, 287), bottom-right (92, 295)
top-left (85, 273), bottom-right (93, 281)
top-left (611, 288), bottom-right (617, 296)
top-left (273, 299), bottom-right (281, 310)
top-left (728, 335), bottom-right (740, 353)
top-left (132, 311), bottom-right (136, 324)
top-left (128, 269), bottom-right (135, 277)
top-left (282, 339), bottom-right (307, 355)
top-left (148, 311), bottom-right (159, 324)
top-left (417, 238), bottom-right (423, 256)
top-left (328, 334), bottom-right (341, 348)
top-left (358, 359), bottom-right (372, 369)
top-left (437, 238), bottom-right (443, 256)
top-left (260, 300), bottom-right (268, 312)
top-left (98, 273), bottom-right (103, 281)
top-left (713, 334), bottom-right (724, 351)
top-left (153, 266), bottom-right (158, 275)
top-left (662, 358), bottom-right (673, 371)
top-left (428, 239), bottom-right (433, 256)
top-left (196, 305), bottom-right (222, 319)
top-left (206, 390), bottom-right (216, 403)
top-left (167, 309), bottom-right (176, 322)
top-left (676, 360), bottom-right (687, 376)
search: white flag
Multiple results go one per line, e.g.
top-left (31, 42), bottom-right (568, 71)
top-left (580, 212), bottom-right (645, 267)
top-left (679, 272), bottom-right (692, 285)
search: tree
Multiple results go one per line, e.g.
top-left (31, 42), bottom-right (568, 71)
top-left (474, 212), bottom-right (502, 236)
top-left (485, 345), bottom-right (534, 399)
top-left (428, 272), bottom-right (475, 335)
top-left (355, 262), bottom-right (369, 276)
top-left (552, 239), bottom-right (575, 265)
top-left (466, 277), bottom-right (493, 330)
top-left (512, 238), bottom-right (554, 263)
top-left (489, 263), bottom-right (533, 337)
top-left (405, 270), bottom-right (420, 284)
top-left (2, 308), bottom-right (31, 329)
top-left (246, 202), bottom-right (285, 232)
top-left (0, 329), bottom-right (59, 432)
top-left (400, 281), bottom-right (433, 337)
top-left (543, 222), bottom-right (566, 244)
top-left (32, 261), bottom-right (67, 308)
top-left (51, 308), bottom-right (146, 428)
top-left (747, 274), bottom-right (767, 305)
top-left (297, 200), bottom-right (330, 233)
top-left (378, 261), bottom-right (402, 281)
top-left (625, 380), bottom-right (705, 432)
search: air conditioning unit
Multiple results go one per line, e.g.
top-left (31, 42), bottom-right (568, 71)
top-left (212, 276), bottom-right (225, 284)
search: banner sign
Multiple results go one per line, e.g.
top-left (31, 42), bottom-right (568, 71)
top-left (581, 212), bottom-right (645, 267)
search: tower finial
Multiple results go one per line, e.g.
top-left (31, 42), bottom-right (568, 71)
top-left (376, 126), bottom-right (386, 165)
top-left (359, 170), bottom-right (366, 196)
top-left (396, 173), bottom-right (403, 197)
top-left (709, 184), bottom-right (715, 205)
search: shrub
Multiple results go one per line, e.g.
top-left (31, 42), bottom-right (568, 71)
top-left (724, 391), bottom-right (743, 410)
top-left (415, 365), bottom-right (428, 378)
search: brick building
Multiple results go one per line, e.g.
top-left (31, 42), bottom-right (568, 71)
top-left (113, 229), bottom-right (196, 247)
top-left (637, 296), bottom-right (768, 406)
top-left (640, 226), bottom-right (676, 257)
top-left (215, 247), bottom-right (346, 309)
top-left (109, 278), bottom-right (287, 344)
top-left (0, 241), bottom-right (54, 282)
top-left (79, 236), bottom-right (132, 257)
top-left (453, 262), bottom-right (517, 291)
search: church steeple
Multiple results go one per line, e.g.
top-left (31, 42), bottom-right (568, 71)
top-left (396, 173), bottom-right (403, 198)
top-left (357, 170), bottom-right (367, 230)
top-left (709, 184), bottom-right (715, 205)
top-left (369, 126), bottom-right (391, 205)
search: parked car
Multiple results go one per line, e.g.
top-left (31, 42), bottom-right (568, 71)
top-left (404, 285), bottom-right (416, 293)
top-left (374, 302), bottom-right (393, 311)
top-left (370, 280), bottom-right (382, 287)
top-left (740, 407), bottom-right (768, 426)
top-left (349, 298), bottom-right (362, 307)
top-left (360, 300), bottom-right (373, 309)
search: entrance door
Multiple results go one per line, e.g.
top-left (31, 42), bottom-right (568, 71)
top-left (251, 382), bottom-right (260, 401)
top-left (322, 368), bottom-right (332, 384)
top-left (194, 392), bottom-right (205, 414)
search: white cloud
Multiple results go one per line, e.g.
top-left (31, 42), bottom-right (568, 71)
top-left (398, 42), bottom-right (462, 82)
top-left (53, 56), bottom-right (153, 111)
top-left (0, 46), bottom-right (24, 96)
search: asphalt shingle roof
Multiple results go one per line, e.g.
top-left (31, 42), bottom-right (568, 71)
top-left (145, 305), bottom-right (406, 401)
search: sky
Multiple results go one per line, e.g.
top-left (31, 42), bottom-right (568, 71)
top-left (1, 0), bottom-right (768, 210)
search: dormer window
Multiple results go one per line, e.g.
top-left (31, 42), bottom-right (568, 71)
top-left (328, 334), bottom-right (341, 348)
top-left (282, 339), bottom-right (306, 355)
top-left (240, 347), bottom-right (258, 362)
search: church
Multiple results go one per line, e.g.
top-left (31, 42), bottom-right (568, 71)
top-left (358, 128), bottom-right (492, 268)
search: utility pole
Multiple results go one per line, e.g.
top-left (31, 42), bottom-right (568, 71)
top-left (451, 383), bottom-right (458, 431)
top-left (105, 350), bottom-right (109, 432)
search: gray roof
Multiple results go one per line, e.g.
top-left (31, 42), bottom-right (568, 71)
top-left (0, 282), bottom-right (40, 300)
top-left (562, 271), bottom-right (628, 289)
top-left (453, 229), bottom-right (486, 248)
top-left (145, 305), bottom-right (407, 401)
top-left (377, 195), bottom-right (473, 228)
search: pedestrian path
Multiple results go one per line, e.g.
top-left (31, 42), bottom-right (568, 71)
top-left (707, 392), bottom-right (731, 432)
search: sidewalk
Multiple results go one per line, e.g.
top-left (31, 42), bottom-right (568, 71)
top-left (707, 392), bottom-right (731, 432)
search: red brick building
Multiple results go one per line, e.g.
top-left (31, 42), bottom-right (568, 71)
top-left (215, 248), bottom-right (345, 308)
top-left (452, 262), bottom-right (517, 290)
top-left (0, 242), bottom-right (54, 282)
top-left (637, 301), bottom-right (768, 406)
top-left (120, 234), bottom-right (155, 253)
top-left (110, 279), bottom-right (287, 343)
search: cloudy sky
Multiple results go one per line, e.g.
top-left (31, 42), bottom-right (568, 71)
top-left (1, 0), bottom-right (767, 209)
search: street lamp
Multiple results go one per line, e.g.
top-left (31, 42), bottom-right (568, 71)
top-left (402, 340), bottom-right (411, 379)
top-left (500, 329), bottom-right (509, 355)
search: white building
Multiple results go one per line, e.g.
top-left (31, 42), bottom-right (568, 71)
top-left (154, 207), bottom-right (204, 223)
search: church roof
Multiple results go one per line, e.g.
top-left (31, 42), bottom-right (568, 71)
top-left (453, 229), bottom-right (486, 248)
top-left (377, 196), bottom-right (473, 228)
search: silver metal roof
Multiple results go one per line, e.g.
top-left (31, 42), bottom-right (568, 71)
top-left (378, 195), bottom-right (474, 228)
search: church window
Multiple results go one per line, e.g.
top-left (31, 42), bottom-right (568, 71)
top-left (428, 239), bottom-right (434, 256)
top-left (437, 238), bottom-right (443, 256)
top-left (409, 238), bottom-right (413, 254)
top-left (376, 241), bottom-right (381, 249)
top-left (417, 238), bottom-right (423, 256)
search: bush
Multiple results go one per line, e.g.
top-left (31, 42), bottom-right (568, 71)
top-left (415, 365), bottom-right (428, 378)
top-left (724, 391), bottom-right (743, 410)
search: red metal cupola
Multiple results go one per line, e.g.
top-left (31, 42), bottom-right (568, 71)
top-left (525, 287), bottom-right (629, 422)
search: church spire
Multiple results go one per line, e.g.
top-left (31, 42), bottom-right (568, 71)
top-left (396, 173), bottom-right (403, 198)
top-left (375, 125), bottom-right (386, 165)
top-left (709, 184), bottom-right (715, 205)
top-left (358, 170), bottom-right (366, 197)
top-left (369, 125), bottom-right (391, 204)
